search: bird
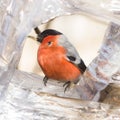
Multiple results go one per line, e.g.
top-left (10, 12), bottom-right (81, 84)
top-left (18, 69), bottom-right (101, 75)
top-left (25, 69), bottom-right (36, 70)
top-left (35, 27), bottom-right (86, 92)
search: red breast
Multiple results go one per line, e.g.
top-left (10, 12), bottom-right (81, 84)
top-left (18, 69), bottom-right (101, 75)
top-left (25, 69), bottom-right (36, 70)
top-left (37, 35), bottom-right (81, 82)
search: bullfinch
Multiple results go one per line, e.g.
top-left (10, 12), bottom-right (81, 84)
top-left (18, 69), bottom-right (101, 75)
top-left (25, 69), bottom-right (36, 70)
top-left (35, 27), bottom-right (86, 92)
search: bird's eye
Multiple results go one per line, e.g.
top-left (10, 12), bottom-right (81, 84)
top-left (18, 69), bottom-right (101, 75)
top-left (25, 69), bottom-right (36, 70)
top-left (47, 41), bottom-right (52, 46)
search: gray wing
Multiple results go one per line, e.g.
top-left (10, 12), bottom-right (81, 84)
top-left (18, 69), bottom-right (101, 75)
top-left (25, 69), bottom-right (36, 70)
top-left (58, 35), bottom-right (86, 73)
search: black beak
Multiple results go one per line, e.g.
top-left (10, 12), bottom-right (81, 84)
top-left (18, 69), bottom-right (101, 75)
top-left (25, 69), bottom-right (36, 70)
top-left (34, 27), bottom-right (42, 43)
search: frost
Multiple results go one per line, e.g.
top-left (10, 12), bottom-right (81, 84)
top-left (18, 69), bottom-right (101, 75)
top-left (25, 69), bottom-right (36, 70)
top-left (0, 0), bottom-right (120, 119)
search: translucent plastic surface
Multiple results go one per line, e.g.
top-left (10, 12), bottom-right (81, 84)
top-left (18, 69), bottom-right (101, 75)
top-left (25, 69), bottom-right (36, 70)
top-left (0, 0), bottom-right (120, 119)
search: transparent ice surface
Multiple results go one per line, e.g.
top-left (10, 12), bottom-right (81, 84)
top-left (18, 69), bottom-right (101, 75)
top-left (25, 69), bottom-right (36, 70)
top-left (0, 0), bottom-right (120, 119)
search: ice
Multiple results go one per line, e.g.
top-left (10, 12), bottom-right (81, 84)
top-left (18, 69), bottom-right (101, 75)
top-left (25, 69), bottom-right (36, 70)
top-left (0, 0), bottom-right (120, 119)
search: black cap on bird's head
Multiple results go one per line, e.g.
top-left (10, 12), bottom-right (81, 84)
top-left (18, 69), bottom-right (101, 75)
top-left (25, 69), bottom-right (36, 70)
top-left (34, 27), bottom-right (62, 43)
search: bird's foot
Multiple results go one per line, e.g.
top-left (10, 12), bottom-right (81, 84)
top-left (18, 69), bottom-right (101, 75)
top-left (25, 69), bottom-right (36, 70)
top-left (43, 76), bottom-right (48, 86)
top-left (63, 81), bottom-right (71, 93)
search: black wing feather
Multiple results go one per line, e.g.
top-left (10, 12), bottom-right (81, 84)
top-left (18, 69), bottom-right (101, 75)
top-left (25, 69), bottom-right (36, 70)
top-left (77, 59), bottom-right (86, 73)
top-left (67, 55), bottom-right (86, 73)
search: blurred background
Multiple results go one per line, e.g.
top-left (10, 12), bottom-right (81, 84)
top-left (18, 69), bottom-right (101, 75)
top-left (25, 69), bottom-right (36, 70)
top-left (18, 13), bottom-right (108, 76)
